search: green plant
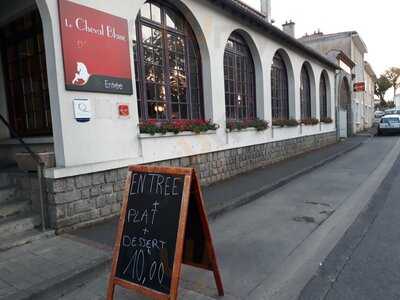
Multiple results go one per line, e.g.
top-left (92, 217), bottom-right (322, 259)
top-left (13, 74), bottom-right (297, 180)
top-left (301, 118), bottom-right (319, 125)
top-left (320, 117), bottom-right (333, 124)
top-left (272, 118), bottom-right (299, 127)
top-left (226, 119), bottom-right (269, 132)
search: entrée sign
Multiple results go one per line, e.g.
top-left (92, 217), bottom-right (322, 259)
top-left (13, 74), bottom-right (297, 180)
top-left (58, 0), bottom-right (133, 95)
top-left (107, 166), bottom-right (224, 300)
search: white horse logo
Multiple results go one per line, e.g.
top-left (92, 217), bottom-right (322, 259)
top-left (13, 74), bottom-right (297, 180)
top-left (72, 62), bottom-right (90, 86)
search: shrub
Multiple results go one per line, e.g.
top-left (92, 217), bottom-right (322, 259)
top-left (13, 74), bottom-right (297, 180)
top-left (226, 119), bottom-right (269, 132)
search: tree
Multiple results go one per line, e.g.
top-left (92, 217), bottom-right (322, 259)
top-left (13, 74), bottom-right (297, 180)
top-left (375, 75), bottom-right (391, 103)
top-left (384, 67), bottom-right (400, 99)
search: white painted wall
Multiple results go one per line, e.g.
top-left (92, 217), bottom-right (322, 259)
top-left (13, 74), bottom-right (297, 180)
top-left (31, 0), bottom-right (336, 178)
top-left (351, 40), bottom-right (366, 132)
top-left (364, 70), bottom-right (375, 127)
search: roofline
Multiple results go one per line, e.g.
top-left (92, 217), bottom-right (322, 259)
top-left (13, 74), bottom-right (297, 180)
top-left (299, 30), bottom-right (368, 54)
top-left (364, 61), bottom-right (377, 80)
top-left (206, 0), bottom-right (339, 70)
top-left (338, 53), bottom-right (355, 68)
top-left (351, 32), bottom-right (368, 54)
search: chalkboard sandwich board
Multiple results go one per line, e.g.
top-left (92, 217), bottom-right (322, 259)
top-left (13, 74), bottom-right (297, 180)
top-left (107, 165), bottom-right (224, 300)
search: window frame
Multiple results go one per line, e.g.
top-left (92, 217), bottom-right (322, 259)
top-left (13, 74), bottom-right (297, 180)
top-left (223, 33), bottom-right (256, 121)
top-left (300, 66), bottom-right (312, 119)
top-left (271, 53), bottom-right (289, 120)
top-left (134, 1), bottom-right (204, 121)
top-left (319, 74), bottom-right (328, 119)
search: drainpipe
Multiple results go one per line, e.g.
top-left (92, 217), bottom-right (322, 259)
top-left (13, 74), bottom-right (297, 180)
top-left (335, 70), bottom-right (340, 140)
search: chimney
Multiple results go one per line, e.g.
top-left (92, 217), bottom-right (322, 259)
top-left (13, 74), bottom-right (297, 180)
top-left (282, 20), bottom-right (295, 37)
top-left (260, 0), bottom-right (271, 23)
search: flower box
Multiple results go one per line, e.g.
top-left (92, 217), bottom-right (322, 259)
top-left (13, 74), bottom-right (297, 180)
top-left (301, 118), bottom-right (320, 126)
top-left (272, 118), bottom-right (299, 128)
top-left (226, 119), bottom-right (269, 132)
top-left (320, 117), bottom-right (333, 124)
top-left (139, 130), bottom-right (217, 139)
top-left (139, 119), bottom-right (219, 135)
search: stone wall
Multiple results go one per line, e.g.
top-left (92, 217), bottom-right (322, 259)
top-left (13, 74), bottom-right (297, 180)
top-left (46, 132), bottom-right (337, 232)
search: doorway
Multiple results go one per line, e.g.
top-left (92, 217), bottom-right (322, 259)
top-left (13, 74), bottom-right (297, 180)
top-left (0, 8), bottom-right (52, 137)
top-left (339, 78), bottom-right (352, 138)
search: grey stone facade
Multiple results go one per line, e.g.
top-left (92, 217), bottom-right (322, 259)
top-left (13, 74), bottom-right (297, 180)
top-left (46, 132), bottom-right (337, 232)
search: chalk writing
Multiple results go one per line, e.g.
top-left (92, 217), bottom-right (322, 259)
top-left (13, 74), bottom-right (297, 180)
top-left (115, 172), bottom-right (184, 294)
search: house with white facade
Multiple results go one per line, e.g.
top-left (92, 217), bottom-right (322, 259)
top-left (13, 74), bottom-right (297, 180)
top-left (364, 61), bottom-right (377, 127)
top-left (0, 0), bottom-right (339, 235)
top-left (299, 31), bottom-right (374, 133)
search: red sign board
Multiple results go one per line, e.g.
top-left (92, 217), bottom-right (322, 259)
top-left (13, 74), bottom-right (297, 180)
top-left (353, 82), bottom-right (365, 92)
top-left (58, 0), bottom-right (132, 95)
top-left (118, 103), bottom-right (130, 118)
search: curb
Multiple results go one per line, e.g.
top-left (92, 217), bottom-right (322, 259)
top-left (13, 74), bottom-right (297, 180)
top-left (6, 255), bottom-right (111, 300)
top-left (208, 140), bottom-right (364, 220)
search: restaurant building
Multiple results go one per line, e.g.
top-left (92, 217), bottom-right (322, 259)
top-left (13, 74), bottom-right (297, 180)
top-left (0, 0), bottom-right (338, 235)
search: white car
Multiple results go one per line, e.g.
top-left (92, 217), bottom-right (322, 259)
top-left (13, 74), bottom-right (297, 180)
top-left (384, 109), bottom-right (400, 115)
top-left (375, 111), bottom-right (385, 118)
top-left (377, 114), bottom-right (400, 135)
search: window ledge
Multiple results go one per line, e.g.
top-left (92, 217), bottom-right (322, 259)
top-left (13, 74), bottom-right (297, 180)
top-left (272, 125), bottom-right (299, 129)
top-left (226, 127), bottom-right (266, 133)
top-left (138, 130), bottom-right (217, 139)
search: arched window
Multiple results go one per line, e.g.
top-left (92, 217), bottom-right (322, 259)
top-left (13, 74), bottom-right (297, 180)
top-left (271, 53), bottom-right (289, 120)
top-left (224, 33), bottom-right (256, 121)
top-left (300, 66), bottom-right (311, 119)
top-left (134, 1), bottom-right (203, 121)
top-left (319, 74), bottom-right (328, 118)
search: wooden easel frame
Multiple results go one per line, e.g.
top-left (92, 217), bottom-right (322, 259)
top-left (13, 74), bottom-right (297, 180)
top-left (107, 165), bottom-right (223, 300)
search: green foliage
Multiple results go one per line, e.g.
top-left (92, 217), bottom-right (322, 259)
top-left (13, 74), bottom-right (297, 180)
top-left (384, 67), bottom-right (400, 91)
top-left (375, 75), bottom-right (392, 101)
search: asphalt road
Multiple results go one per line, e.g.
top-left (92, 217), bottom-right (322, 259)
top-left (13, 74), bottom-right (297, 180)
top-left (299, 135), bottom-right (400, 300)
top-left (47, 135), bottom-right (400, 300)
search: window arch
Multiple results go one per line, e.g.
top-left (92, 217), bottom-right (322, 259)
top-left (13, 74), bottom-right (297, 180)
top-left (319, 73), bottom-right (328, 118)
top-left (300, 65), bottom-right (312, 119)
top-left (271, 53), bottom-right (289, 120)
top-left (134, 1), bottom-right (203, 121)
top-left (224, 33), bottom-right (256, 121)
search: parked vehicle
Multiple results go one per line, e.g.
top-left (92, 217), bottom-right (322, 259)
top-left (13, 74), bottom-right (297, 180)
top-left (377, 114), bottom-right (400, 135)
top-left (384, 109), bottom-right (400, 115)
top-left (374, 111), bottom-right (385, 118)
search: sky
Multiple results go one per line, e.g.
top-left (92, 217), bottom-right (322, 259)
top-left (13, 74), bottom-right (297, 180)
top-left (242, 0), bottom-right (399, 77)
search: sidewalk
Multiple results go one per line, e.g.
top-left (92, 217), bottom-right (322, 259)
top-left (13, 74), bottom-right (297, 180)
top-left (204, 135), bottom-right (368, 218)
top-left (0, 236), bottom-right (110, 300)
top-left (0, 135), bottom-right (371, 300)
